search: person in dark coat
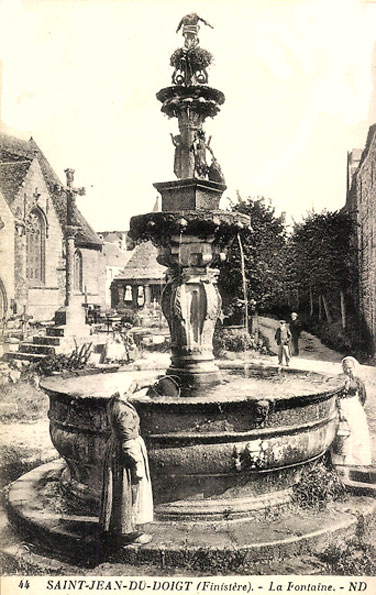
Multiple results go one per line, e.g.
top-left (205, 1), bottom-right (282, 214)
top-left (274, 320), bottom-right (291, 366)
top-left (289, 312), bottom-right (302, 356)
top-left (99, 382), bottom-right (153, 546)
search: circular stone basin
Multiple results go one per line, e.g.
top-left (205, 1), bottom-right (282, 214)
top-left (41, 365), bottom-right (343, 521)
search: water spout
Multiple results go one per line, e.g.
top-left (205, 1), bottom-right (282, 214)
top-left (237, 232), bottom-right (249, 335)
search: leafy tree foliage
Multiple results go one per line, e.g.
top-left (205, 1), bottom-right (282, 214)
top-left (286, 209), bottom-right (357, 322)
top-left (219, 195), bottom-right (288, 323)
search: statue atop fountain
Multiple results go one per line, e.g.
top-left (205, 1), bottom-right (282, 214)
top-left (176, 13), bottom-right (214, 48)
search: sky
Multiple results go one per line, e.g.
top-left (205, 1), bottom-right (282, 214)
top-left (0, 0), bottom-right (375, 231)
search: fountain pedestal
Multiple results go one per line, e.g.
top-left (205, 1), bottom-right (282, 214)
top-left (154, 178), bottom-right (225, 211)
top-left (129, 210), bottom-right (250, 393)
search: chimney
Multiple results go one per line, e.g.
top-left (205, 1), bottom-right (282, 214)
top-left (346, 149), bottom-right (362, 193)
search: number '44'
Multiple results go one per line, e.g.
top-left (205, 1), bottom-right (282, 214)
top-left (18, 580), bottom-right (30, 589)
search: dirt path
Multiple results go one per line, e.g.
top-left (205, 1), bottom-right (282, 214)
top-left (259, 316), bottom-right (343, 364)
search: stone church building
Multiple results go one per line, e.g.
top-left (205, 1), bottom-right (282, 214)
top-left (346, 124), bottom-right (376, 355)
top-left (0, 132), bottom-right (106, 322)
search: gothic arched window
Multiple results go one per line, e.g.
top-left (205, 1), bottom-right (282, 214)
top-left (26, 209), bottom-right (45, 285)
top-left (74, 249), bottom-right (83, 293)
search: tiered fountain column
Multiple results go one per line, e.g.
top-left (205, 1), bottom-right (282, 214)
top-left (129, 13), bottom-right (248, 393)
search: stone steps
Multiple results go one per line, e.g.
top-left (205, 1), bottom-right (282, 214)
top-left (33, 336), bottom-right (60, 346)
top-left (5, 460), bottom-right (376, 573)
top-left (46, 327), bottom-right (65, 337)
top-left (19, 342), bottom-right (56, 356)
top-left (6, 351), bottom-right (47, 362)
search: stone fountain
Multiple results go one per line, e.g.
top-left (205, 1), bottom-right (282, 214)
top-left (7, 15), bottom-right (364, 571)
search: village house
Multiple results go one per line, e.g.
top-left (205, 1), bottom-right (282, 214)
top-left (110, 241), bottom-right (166, 326)
top-left (98, 232), bottom-right (133, 307)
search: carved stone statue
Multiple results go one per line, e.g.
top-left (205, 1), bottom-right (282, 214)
top-left (208, 158), bottom-right (225, 184)
top-left (191, 130), bottom-right (224, 182)
top-left (64, 168), bottom-right (75, 186)
top-left (176, 13), bottom-right (213, 48)
top-left (170, 133), bottom-right (183, 178)
top-left (191, 130), bottom-right (212, 178)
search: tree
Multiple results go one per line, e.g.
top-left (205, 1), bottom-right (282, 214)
top-left (219, 195), bottom-right (288, 326)
top-left (286, 210), bottom-right (357, 327)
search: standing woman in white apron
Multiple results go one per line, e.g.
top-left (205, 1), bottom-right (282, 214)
top-left (332, 356), bottom-right (372, 466)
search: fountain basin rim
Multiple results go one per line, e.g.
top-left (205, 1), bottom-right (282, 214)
top-left (48, 411), bottom-right (337, 443)
top-left (40, 366), bottom-right (344, 404)
top-left (128, 209), bottom-right (252, 243)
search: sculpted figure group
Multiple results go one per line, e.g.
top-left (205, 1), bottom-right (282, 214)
top-left (170, 128), bottom-right (225, 183)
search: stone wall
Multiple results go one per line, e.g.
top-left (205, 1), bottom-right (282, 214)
top-left (21, 159), bottom-right (65, 319)
top-left (0, 191), bottom-right (15, 315)
top-left (346, 126), bottom-right (376, 355)
top-left (2, 155), bottom-right (106, 321)
top-left (80, 246), bottom-right (106, 307)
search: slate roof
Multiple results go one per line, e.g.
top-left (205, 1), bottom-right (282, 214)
top-left (99, 231), bottom-right (126, 243)
top-left (114, 241), bottom-right (166, 281)
top-left (0, 161), bottom-right (31, 206)
top-left (0, 132), bottom-right (102, 247)
top-left (102, 241), bottom-right (133, 267)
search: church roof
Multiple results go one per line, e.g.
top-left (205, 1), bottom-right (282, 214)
top-left (114, 241), bottom-right (166, 281)
top-left (0, 160), bottom-right (31, 205)
top-left (0, 132), bottom-right (102, 247)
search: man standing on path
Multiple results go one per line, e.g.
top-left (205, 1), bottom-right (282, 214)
top-left (275, 320), bottom-right (291, 367)
top-left (289, 312), bottom-right (302, 356)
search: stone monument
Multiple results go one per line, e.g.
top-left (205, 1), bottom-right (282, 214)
top-left (52, 168), bottom-right (91, 343)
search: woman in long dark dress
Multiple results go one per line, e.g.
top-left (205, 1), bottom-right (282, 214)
top-left (99, 384), bottom-right (153, 545)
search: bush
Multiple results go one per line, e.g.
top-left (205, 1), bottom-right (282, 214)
top-left (303, 313), bottom-right (373, 362)
top-left (292, 460), bottom-right (346, 510)
top-left (115, 308), bottom-right (138, 326)
top-left (310, 320), bottom-right (352, 354)
top-left (320, 538), bottom-right (376, 575)
top-left (34, 342), bottom-right (93, 376)
top-left (213, 325), bottom-right (271, 356)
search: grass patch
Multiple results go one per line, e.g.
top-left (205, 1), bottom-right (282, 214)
top-left (0, 382), bottom-right (48, 424)
top-left (0, 443), bottom-right (53, 487)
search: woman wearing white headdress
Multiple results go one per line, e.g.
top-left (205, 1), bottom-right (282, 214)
top-left (331, 356), bottom-right (372, 466)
